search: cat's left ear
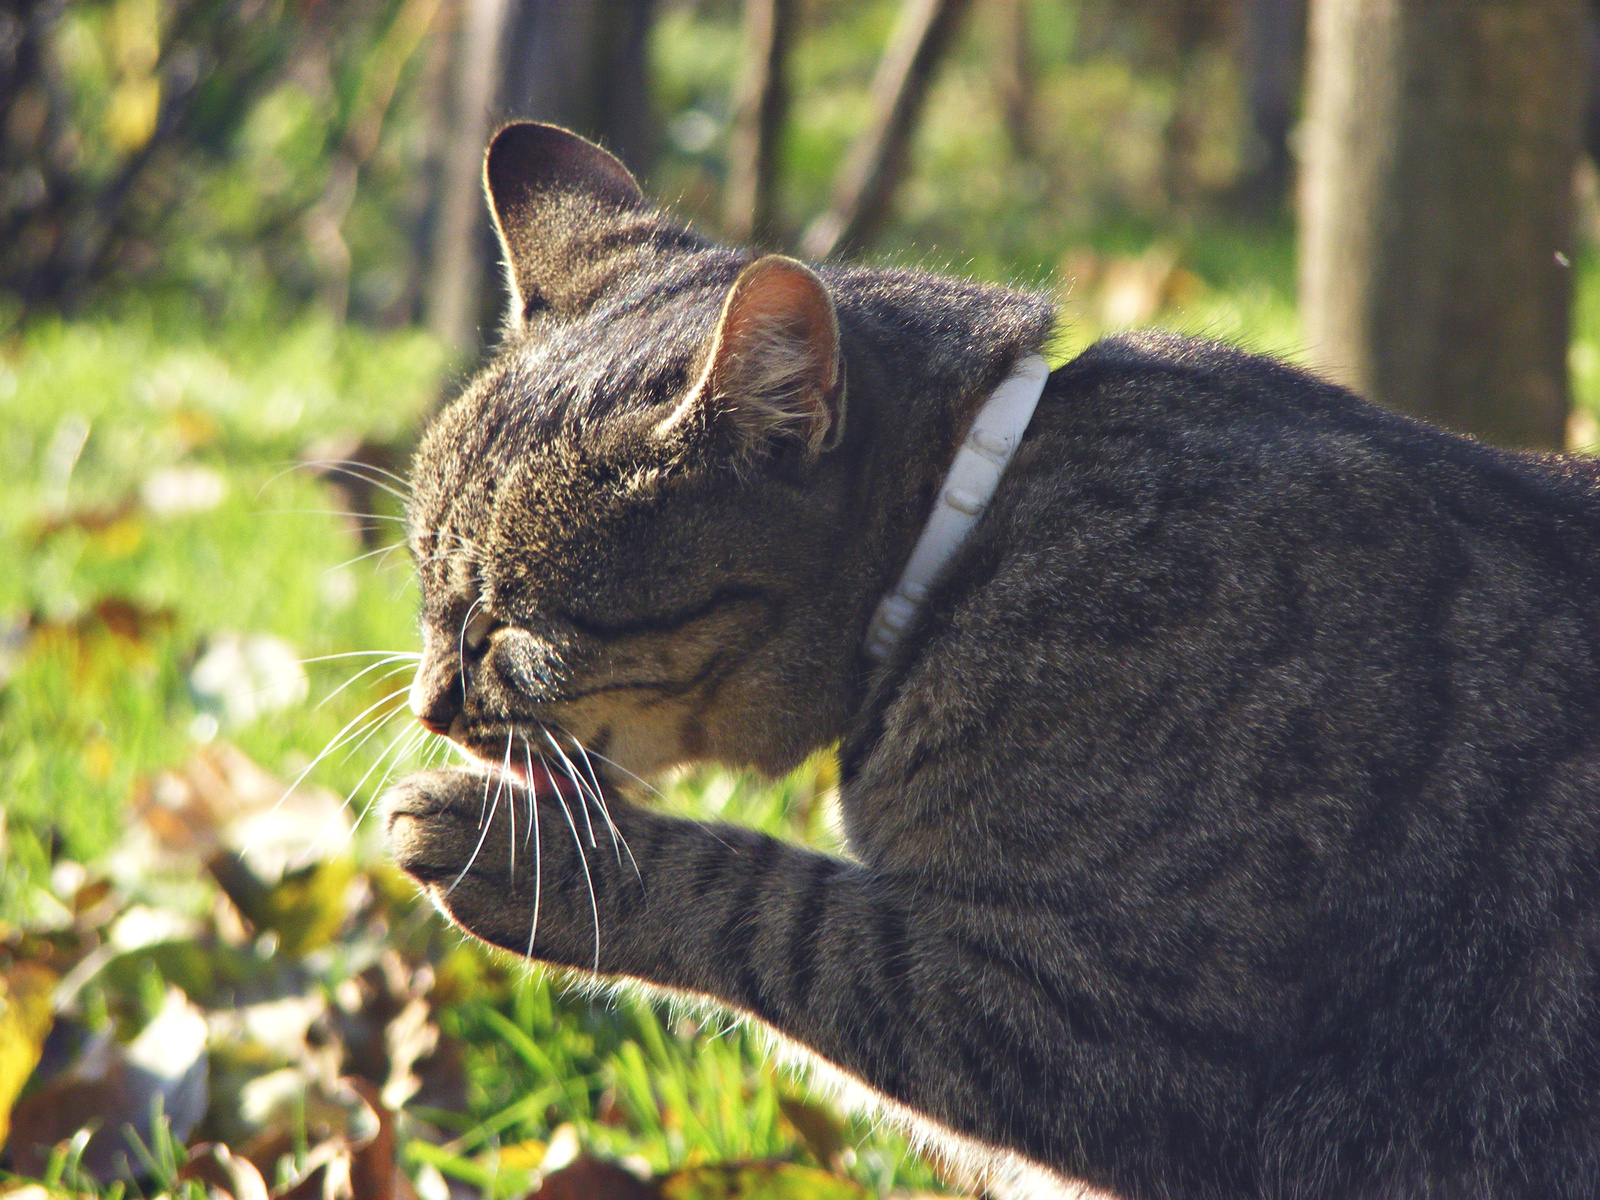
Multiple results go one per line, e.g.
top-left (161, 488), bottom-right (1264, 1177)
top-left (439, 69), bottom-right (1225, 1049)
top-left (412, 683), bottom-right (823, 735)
top-left (485, 122), bottom-right (649, 327)
top-left (666, 255), bottom-right (845, 460)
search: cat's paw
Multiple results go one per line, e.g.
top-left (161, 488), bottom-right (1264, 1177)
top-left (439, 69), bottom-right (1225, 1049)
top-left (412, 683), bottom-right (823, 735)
top-left (383, 768), bottom-right (498, 888)
top-left (383, 765), bottom-right (629, 967)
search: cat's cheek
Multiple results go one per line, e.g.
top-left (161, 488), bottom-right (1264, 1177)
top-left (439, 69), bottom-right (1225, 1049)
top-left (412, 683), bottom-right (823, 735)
top-left (553, 697), bottom-right (698, 777)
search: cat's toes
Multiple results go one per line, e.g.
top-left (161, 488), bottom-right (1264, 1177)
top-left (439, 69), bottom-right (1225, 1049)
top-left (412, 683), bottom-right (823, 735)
top-left (383, 769), bottom-right (500, 887)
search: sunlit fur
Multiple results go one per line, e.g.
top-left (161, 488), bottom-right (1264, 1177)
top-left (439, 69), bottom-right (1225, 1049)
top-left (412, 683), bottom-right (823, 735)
top-left (389, 125), bottom-right (1600, 1200)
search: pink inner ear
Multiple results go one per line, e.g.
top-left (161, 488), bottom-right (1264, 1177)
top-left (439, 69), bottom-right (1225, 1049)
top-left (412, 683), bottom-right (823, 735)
top-left (653, 254), bottom-right (843, 457)
top-left (712, 259), bottom-right (840, 425)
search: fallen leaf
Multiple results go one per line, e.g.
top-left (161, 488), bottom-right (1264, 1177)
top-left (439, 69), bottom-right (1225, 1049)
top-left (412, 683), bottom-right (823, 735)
top-left (273, 1136), bottom-right (355, 1200)
top-left (777, 1095), bottom-right (848, 1172)
top-left (182, 1143), bottom-right (272, 1200)
top-left (209, 851), bottom-right (356, 957)
top-left (207, 993), bottom-right (328, 1063)
top-left (29, 499), bottom-right (139, 544)
top-left (530, 1157), bottom-right (658, 1200)
top-left (9, 985), bottom-right (208, 1180)
top-left (140, 464), bottom-right (228, 518)
top-left (168, 408), bottom-right (221, 452)
top-left (0, 962), bottom-right (57, 1146)
top-left (343, 1076), bottom-right (417, 1200)
top-left (191, 633), bottom-right (309, 726)
top-left (132, 743), bottom-right (349, 875)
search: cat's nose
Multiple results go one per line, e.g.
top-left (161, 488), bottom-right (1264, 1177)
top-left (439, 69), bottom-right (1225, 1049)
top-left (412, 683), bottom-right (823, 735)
top-left (410, 662), bottom-right (462, 738)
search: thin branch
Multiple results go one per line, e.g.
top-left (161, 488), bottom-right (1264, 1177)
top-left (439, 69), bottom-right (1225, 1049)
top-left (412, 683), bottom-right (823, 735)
top-left (799, 0), bottom-right (973, 261)
top-left (723, 0), bottom-right (795, 246)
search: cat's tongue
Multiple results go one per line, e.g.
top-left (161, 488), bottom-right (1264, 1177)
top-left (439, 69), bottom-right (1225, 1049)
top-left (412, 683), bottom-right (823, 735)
top-left (508, 752), bottom-right (586, 803)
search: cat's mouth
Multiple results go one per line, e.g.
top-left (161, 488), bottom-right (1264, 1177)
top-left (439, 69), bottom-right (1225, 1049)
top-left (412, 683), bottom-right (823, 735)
top-left (454, 727), bottom-right (611, 797)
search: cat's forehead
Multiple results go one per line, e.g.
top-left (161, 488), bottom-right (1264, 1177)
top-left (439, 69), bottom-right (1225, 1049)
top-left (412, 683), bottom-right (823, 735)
top-left (406, 303), bottom-right (717, 601)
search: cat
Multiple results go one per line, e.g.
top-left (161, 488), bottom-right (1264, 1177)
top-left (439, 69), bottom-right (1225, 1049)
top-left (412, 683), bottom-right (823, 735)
top-left (385, 122), bottom-right (1600, 1200)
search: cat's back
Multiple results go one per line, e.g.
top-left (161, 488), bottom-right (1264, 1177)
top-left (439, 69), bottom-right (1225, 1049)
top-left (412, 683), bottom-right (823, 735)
top-left (1046, 330), bottom-right (1600, 544)
top-left (844, 328), bottom-right (1600, 1198)
top-left (913, 329), bottom-right (1600, 820)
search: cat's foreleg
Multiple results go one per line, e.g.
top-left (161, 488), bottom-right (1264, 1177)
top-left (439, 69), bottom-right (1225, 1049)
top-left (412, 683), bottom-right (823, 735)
top-left (384, 767), bottom-right (1040, 1155)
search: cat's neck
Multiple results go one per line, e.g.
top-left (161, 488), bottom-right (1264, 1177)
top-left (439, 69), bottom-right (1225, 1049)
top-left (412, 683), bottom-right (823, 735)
top-left (823, 267), bottom-right (1057, 659)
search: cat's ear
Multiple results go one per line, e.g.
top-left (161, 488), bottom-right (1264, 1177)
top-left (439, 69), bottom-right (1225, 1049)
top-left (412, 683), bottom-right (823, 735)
top-left (666, 255), bottom-right (845, 460)
top-left (484, 122), bottom-right (648, 326)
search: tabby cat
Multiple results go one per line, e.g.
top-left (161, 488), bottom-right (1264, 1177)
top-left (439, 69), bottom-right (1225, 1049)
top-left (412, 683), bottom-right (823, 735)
top-left (384, 123), bottom-right (1600, 1200)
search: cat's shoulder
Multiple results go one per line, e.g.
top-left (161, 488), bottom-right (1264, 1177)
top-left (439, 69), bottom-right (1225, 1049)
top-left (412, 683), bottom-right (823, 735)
top-left (1055, 330), bottom-right (1350, 423)
top-left (1045, 329), bottom-right (1600, 524)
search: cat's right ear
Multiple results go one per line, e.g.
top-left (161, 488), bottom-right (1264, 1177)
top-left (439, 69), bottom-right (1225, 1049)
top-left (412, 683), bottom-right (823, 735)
top-left (484, 122), bottom-right (648, 327)
top-left (659, 255), bottom-right (846, 463)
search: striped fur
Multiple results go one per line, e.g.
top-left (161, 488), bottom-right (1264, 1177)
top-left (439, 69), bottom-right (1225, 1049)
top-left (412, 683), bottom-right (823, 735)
top-left (387, 125), bottom-right (1600, 1199)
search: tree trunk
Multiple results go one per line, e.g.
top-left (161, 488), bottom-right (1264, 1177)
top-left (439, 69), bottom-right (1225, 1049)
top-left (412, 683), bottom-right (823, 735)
top-left (1299, 0), bottom-right (1584, 449)
top-left (723, 0), bottom-right (795, 246)
top-left (423, 0), bottom-right (511, 355)
top-left (799, 0), bottom-right (974, 261)
top-left (1238, 0), bottom-right (1305, 211)
top-left (994, 0), bottom-right (1033, 158)
top-left (496, 0), bottom-right (657, 171)
top-left (427, 0), bottom-right (655, 356)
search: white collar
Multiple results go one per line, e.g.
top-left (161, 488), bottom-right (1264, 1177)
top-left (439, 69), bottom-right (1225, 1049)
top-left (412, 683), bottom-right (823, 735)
top-left (863, 354), bottom-right (1051, 664)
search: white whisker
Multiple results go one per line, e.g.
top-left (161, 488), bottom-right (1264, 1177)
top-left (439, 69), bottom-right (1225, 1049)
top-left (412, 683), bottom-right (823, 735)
top-left (449, 763), bottom-right (507, 895)
top-left (545, 757), bottom-right (602, 972)
top-left (323, 541), bottom-right (413, 574)
top-left (574, 743), bottom-right (665, 800)
top-left (566, 733), bottom-right (640, 883)
top-left (297, 459), bottom-right (413, 504)
top-left (316, 657), bottom-right (418, 711)
top-left (524, 743), bottom-right (543, 957)
top-left (264, 508), bottom-right (410, 525)
top-left (502, 730), bottom-right (516, 880)
top-left (543, 730), bottom-right (599, 848)
top-left (315, 722), bottom-right (428, 861)
top-left (242, 686), bottom-right (411, 857)
top-left (302, 649), bottom-right (422, 665)
top-left (458, 596), bottom-right (485, 706)
top-left (335, 689), bottom-right (417, 765)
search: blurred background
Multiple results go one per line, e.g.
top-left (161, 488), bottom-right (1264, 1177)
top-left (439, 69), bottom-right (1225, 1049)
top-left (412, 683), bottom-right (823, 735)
top-left (0, 1), bottom-right (1597, 1197)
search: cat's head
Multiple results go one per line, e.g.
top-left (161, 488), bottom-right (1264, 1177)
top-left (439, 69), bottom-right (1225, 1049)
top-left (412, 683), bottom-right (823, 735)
top-left (405, 124), bottom-right (867, 780)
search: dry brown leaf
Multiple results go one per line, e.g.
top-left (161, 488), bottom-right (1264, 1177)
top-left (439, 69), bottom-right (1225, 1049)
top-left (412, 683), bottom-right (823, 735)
top-left (776, 1094), bottom-right (847, 1172)
top-left (182, 1143), bottom-right (273, 1200)
top-left (342, 1077), bottom-right (416, 1200)
top-left (134, 743), bottom-right (345, 866)
top-left (530, 1157), bottom-right (659, 1200)
top-left (8, 986), bottom-right (207, 1180)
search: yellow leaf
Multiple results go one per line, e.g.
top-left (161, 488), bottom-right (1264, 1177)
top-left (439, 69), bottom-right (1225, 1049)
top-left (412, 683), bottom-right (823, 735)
top-left (0, 962), bottom-right (58, 1146)
top-left (105, 76), bottom-right (161, 153)
top-left (88, 514), bottom-right (146, 558)
top-left (258, 856), bottom-right (358, 956)
top-left (494, 1139), bottom-right (547, 1172)
top-left (209, 851), bottom-right (357, 956)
